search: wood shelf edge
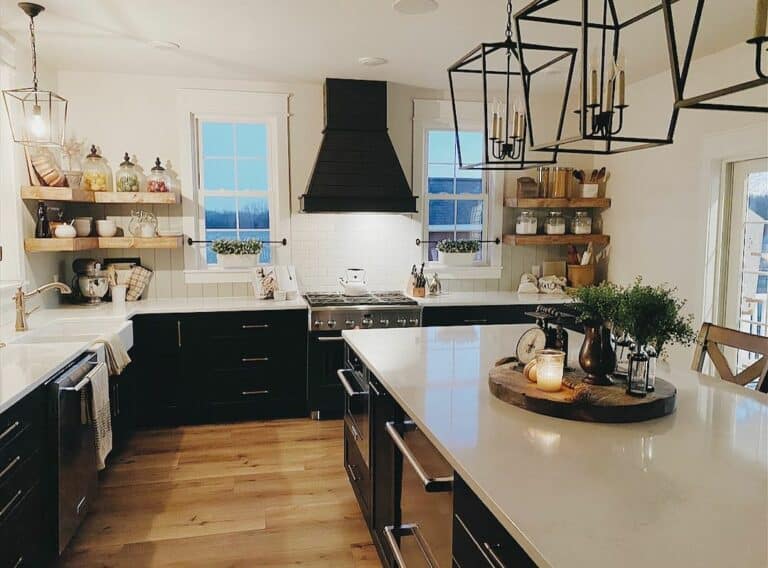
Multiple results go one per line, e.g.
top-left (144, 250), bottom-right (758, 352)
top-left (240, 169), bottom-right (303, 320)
top-left (504, 197), bottom-right (611, 208)
top-left (21, 186), bottom-right (95, 203)
top-left (24, 237), bottom-right (99, 252)
top-left (21, 186), bottom-right (180, 205)
top-left (502, 234), bottom-right (611, 246)
top-left (94, 192), bottom-right (180, 205)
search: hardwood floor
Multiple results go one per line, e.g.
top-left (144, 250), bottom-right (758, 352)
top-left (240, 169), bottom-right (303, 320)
top-left (58, 419), bottom-right (381, 567)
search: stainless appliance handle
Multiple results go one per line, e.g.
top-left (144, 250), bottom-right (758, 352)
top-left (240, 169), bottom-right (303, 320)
top-left (384, 524), bottom-right (440, 568)
top-left (242, 324), bottom-right (269, 329)
top-left (241, 390), bottom-right (269, 396)
top-left (345, 463), bottom-right (359, 482)
top-left (369, 381), bottom-right (382, 397)
top-left (62, 362), bottom-right (106, 392)
top-left (318, 336), bottom-right (344, 342)
top-left (482, 542), bottom-right (508, 568)
top-left (386, 421), bottom-right (453, 492)
top-left (12, 555), bottom-right (23, 568)
top-left (336, 369), bottom-right (364, 397)
top-left (0, 489), bottom-right (22, 521)
top-left (241, 357), bottom-right (269, 363)
top-left (0, 421), bottom-right (20, 444)
top-left (464, 319), bottom-right (488, 324)
top-left (0, 455), bottom-right (21, 482)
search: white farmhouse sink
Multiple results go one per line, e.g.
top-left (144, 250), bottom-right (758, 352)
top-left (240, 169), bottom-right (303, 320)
top-left (11, 318), bottom-right (134, 350)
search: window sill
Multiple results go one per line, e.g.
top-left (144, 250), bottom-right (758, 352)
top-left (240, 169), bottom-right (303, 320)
top-left (184, 269), bottom-right (254, 285)
top-left (424, 264), bottom-right (502, 280)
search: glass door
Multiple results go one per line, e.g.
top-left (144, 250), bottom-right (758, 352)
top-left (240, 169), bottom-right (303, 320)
top-left (724, 157), bottom-right (768, 373)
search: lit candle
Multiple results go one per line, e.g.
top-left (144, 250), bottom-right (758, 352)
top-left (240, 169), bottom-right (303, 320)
top-left (755, 0), bottom-right (767, 37)
top-left (535, 349), bottom-right (565, 392)
top-left (517, 111), bottom-right (526, 140)
top-left (491, 111), bottom-right (499, 139)
top-left (496, 114), bottom-right (503, 140)
top-left (511, 102), bottom-right (519, 140)
top-left (617, 53), bottom-right (626, 106)
top-left (604, 58), bottom-right (616, 112)
top-left (589, 49), bottom-right (598, 106)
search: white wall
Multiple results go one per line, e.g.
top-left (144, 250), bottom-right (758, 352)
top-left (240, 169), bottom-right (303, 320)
top-left (602, 43), bottom-right (768, 366)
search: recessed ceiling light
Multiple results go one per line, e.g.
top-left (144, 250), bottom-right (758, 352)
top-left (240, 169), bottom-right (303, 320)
top-left (393, 0), bottom-right (438, 15)
top-left (358, 56), bottom-right (388, 66)
top-left (149, 40), bottom-right (181, 50)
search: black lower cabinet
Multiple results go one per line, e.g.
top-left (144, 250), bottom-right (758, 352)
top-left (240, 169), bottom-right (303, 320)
top-left (453, 475), bottom-right (536, 567)
top-left (307, 333), bottom-right (345, 418)
top-left (109, 350), bottom-right (136, 449)
top-left (132, 310), bottom-right (308, 427)
top-left (422, 305), bottom-right (540, 327)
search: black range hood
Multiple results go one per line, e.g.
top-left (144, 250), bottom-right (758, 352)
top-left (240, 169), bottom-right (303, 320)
top-left (300, 78), bottom-right (417, 213)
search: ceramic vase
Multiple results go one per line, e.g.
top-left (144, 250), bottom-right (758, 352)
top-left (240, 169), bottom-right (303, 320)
top-left (578, 323), bottom-right (616, 385)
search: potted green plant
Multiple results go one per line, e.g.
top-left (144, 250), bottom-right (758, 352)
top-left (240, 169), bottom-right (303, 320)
top-left (569, 282), bottom-right (621, 385)
top-left (614, 278), bottom-right (696, 394)
top-left (211, 238), bottom-right (263, 268)
top-left (436, 239), bottom-right (480, 266)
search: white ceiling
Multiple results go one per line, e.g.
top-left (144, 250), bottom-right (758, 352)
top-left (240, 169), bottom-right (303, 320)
top-left (0, 0), bottom-right (755, 90)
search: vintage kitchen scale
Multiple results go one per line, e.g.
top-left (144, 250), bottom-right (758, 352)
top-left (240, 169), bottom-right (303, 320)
top-left (497, 306), bottom-right (677, 423)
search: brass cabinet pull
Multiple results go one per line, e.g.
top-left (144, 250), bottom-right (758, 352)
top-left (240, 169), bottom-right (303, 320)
top-left (0, 421), bottom-right (20, 444)
top-left (0, 489), bottom-right (22, 521)
top-left (241, 357), bottom-right (269, 363)
top-left (0, 455), bottom-right (21, 482)
top-left (242, 324), bottom-right (269, 329)
top-left (177, 320), bottom-right (182, 348)
top-left (463, 319), bottom-right (488, 324)
top-left (241, 390), bottom-right (269, 396)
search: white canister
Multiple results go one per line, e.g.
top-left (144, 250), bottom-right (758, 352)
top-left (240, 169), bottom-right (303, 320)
top-left (110, 284), bottom-right (127, 305)
top-left (73, 217), bottom-right (92, 237)
top-left (96, 219), bottom-right (118, 237)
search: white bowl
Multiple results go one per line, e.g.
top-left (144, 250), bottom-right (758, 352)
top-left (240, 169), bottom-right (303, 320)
top-left (73, 218), bottom-right (92, 237)
top-left (96, 220), bottom-right (118, 237)
top-left (54, 224), bottom-right (77, 238)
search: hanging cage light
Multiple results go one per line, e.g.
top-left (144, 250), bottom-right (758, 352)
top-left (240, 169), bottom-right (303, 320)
top-left (662, 0), bottom-right (768, 113)
top-left (2, 3), bottom-right (67, 147)
top-left (514, 0), bottom-right (681, 155)
top-left (447, 0), bottom-right (576, 170)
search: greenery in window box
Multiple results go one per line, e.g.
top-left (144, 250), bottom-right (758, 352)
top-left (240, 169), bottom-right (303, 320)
top-left (568, 282), bottom-right (622, 326)
top-left (613, 277), bottom-right (696, 355)
top-left (211, 239), bottom-right (263, 256)
top-left (436, 239), bottom-right (480, 254)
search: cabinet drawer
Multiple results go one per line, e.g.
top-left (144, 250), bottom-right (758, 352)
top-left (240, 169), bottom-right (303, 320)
top-left (422, 305), bottom-right (535, 327)
top-left (0, 484), bottom-right (43, 568)
top-left (344, 422), bottom-right (371, 523)
top-left (0, 390), bottom-right (43, 458)
top-left (184, 310), bottom-right (307, 341)
top-left (0, 452), bottom-right (38, 516)
top-left (453, 476), bottom-right (535, 568)
top-left (205, 369), bottom-right (277, 404)
top-left (204, 338), bottom-right (276, 371)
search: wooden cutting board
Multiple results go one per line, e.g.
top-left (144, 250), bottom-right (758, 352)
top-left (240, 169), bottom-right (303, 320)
top-left (488, 359), bottom-right (676, 423)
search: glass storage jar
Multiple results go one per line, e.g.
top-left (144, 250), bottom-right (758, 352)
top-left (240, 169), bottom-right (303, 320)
top-left (544, 210), bottom-right (566, 235)
top-left (571, 210), bottom-right (593, 235)
top-left (516, 210), bottom-right (538, 235)
top-left (115, 152), bottom-right (143, 192)
top-left (81, 145), bottom-right (112, 191)
top-left (550, 167), bottom-right (572, 198)
top-left (146, 157), bottom-right (172, 193)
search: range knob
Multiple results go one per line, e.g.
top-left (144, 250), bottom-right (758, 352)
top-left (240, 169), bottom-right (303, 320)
top-left (345, 319), bottom-right (356, 328)
top-left (362, 318), bottom-right (374, 328)
top-left (327, 319), bottom-right (337, 328)
top-left (396, 318), bottom-right (407, 327)
top-left (313, 320), bottom-right (323, 329)
top-left (379, 319), bottom-right (390, 327)
top-left (408, 318), bottom-right (420, 327)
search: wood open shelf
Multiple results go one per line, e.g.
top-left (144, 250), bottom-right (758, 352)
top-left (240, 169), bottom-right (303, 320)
top-left (502, 234), bottom-right (610, 246)
top-left (25, 236), bottom-right (183, 252)
top-left (21, 186), bottom-right (180, 205)
top-left (504, 197), bottom-right (611, 208)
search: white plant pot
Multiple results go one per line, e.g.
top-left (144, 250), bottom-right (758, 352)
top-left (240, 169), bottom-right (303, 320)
top-left (217, 253), bottom-right (259, 268)
top-left (438, 251), bottom-right (476, 266)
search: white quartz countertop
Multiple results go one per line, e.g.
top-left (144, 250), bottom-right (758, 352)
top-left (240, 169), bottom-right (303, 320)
top-left (414, 291), bottom-right (571, 307)
top-left (342, 325), bottom-right (768, 568)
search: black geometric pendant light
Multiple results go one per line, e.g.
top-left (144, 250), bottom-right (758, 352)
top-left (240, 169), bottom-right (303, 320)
top-left (447, 0), bottom-right (576, 170)
top-left (662, 0), bottom-right (768, 113)
top-left (514, 0), bottom-right (681, 155)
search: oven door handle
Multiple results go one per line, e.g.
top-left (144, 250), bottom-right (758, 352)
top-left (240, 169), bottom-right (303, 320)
top-left (337, 369), bottom-right (364, 397)
top-left (386, 421), bottom-right (453, 492)
top-left (384, 524), bottom-right (440, 568)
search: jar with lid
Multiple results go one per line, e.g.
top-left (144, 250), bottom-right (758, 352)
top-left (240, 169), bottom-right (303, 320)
top-left (146, 157), bottom-right (172, 193)
top-left (544, 210), bottom-right (566, 235)
top-left (571, 210), bottom-right (593, 235)
top-left (115, 152), bottom-right (144, 192)
top-left (516, 210), bottom-right (538, 235)
top-left (81, 145), bottom-right (112, 191)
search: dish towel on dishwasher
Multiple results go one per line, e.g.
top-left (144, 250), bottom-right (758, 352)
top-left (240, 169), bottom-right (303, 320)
top-left (88, 362), bottom-right (112, 470)
top-left (93, 334), bottom-right (132, 376)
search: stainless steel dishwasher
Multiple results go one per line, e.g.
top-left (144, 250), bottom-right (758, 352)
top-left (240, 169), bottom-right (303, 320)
top-left (385, 419), bottom-right (454, 567)
top-left (49, 352), bottom-right (102, 555)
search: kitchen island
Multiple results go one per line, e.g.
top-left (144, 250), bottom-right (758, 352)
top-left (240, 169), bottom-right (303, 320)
top-left (342, 324), bottom-right (768, 568)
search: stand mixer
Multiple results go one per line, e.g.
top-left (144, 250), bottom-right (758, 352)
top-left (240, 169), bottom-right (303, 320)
top-left (71, 258), bottom-right (109, 304)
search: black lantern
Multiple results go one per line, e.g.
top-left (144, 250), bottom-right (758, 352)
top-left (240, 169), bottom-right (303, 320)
top-left (2, 3), bottom-right (67, 147)
top-left (447, 0), bottom-right (576, 170)
top-left (514, 0), bottom-right (681, 154)
top-left (662, 0), bottom-right (768, 113)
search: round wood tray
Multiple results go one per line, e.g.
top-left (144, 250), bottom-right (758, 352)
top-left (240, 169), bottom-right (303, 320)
top-left (488, 358), bottom-right (676, 423)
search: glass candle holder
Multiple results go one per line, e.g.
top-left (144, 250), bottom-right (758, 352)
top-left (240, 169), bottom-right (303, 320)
top-left (535, 349), bottom-right (565, 392)
top-left (627, 351), bottom-right (649, 397)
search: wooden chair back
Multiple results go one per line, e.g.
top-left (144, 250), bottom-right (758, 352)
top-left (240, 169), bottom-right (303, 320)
top-left (691, 323), bottom-right (768, 393)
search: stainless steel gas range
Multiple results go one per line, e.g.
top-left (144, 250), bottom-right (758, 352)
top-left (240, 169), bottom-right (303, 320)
top-left (304, 291), bottom-right (421, 419)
